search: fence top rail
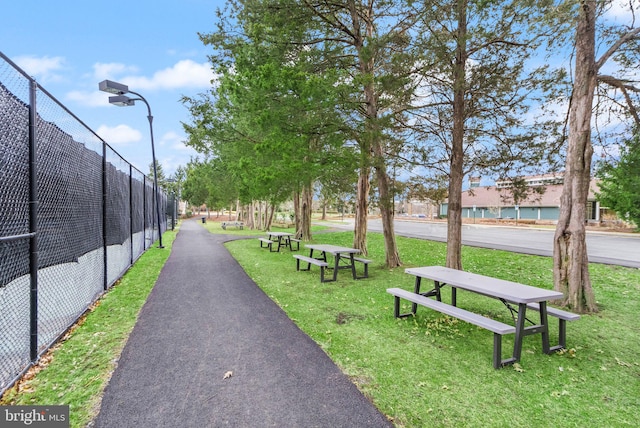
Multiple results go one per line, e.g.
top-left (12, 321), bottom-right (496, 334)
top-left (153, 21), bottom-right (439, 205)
top-left (0, 233), bottom-right (36, 243)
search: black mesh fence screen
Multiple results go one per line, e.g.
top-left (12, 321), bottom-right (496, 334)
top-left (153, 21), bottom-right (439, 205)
top-left (131, 168), bottom-right (146, 260)
top-left (145, 178), bottom-right (155, 246)
top-left (0, 52), bottom-right (167, 393)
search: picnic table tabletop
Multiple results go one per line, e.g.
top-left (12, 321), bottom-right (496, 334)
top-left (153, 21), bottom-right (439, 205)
top-left (267, 231), bottom-right (293, 237)
top-left (304, 244), bottom-right (360, 255)
top-left (405, 266), bottom-right (563, 304)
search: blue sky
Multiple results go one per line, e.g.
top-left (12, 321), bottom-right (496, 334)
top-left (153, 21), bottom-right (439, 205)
top-left (2, 0), bottom-right (226, 175)
top-left (2, 1), bottom-right (636, 177)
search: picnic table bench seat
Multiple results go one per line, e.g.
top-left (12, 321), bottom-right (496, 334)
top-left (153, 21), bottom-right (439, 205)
top-left (352, 257), bottom-right (372, 279)
top-left (387, 287), bottom-right (516, 369)
top-left (289, 238), bottom-right (301, 251)
top-left (293, 254), bottom-right (329, 282)
top-left (259, 238), bottom-right (275, 252)
top-left (525, 302), bottom-right (580, 351)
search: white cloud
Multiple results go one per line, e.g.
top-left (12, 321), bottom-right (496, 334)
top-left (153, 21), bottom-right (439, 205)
top-left (12, 55), bottom-right (65, 82)
top-left (92, 62), bottom-right (139, 81)
top-left (121, 60), bottom-right (216, 91)
top-left (154, 131), bottom-right (199, 174)
top-left (96, 124), bottom-right (142, 145)
top-left (159, 131), bottom-right (184, 147)
top-left (172, 142), bottom-right (198, 153)
top-left (604, 1), bottom-right (640, 24)
top-left (159, 148), bottom-right (199, 175)
top-left (66, 90), bottom-right (111, 107)
top-left (161, 131), bottom-right (197, 155)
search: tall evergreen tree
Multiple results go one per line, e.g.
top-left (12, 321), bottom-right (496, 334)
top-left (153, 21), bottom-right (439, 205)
top-left (183, 0), bottom-right (350, 234)
top-left (406, 0), bottom-right (561, 269)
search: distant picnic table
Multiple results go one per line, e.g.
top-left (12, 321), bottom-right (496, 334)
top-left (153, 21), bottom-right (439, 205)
top-left (293, 244), bottom-right (371, 283)
top-left (259, 231), bottom-right (299, 252)
top-left (221, 221), bottom-right (243, 230)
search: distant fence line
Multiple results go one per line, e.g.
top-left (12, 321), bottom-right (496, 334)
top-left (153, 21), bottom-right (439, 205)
top-left (0, 51), bottom-right (172, 393)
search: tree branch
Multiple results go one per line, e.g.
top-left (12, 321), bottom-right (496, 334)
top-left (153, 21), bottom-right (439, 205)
top-left (595, 27), bottom-right (640, 70)
top-left (598, 74), bottom-right (640, 125)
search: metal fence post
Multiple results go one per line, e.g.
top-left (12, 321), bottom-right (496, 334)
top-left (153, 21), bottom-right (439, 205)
top-left (28, 79), bottom-right (39, 361)
top-left (102, 142), bottom-right (108, 290)
top-left (129, 164), bottom-right (134, 265)
top-left (171, 194), bottom-right (176, 231)
top-left (143, 175), bottom-right (147, 249)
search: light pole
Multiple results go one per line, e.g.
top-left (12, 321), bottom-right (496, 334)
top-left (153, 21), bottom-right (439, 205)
top-left (99, 79), bottom-right (164, 248)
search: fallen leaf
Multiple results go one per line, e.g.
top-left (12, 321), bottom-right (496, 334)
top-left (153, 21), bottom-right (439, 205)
top-left (615, 357), bottom-right (632, 367)
top-left (223, 371), bottom-right (233, 379)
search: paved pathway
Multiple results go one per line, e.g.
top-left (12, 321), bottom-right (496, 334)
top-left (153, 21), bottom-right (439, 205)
top-left (94, 219), bottom-right (391, 427)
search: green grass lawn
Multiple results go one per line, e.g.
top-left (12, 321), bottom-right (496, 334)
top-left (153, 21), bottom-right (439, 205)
top-left (224, 229), bottom-right (640, 428)
top-left (2, 221), bottom-right (638, 427)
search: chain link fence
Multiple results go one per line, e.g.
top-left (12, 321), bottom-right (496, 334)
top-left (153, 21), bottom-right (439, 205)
top-left (0, 52), bottom-right (169, 393)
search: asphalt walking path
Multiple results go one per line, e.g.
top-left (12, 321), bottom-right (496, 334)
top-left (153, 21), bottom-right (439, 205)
top-left (94, 219), bottom-right (391, 428)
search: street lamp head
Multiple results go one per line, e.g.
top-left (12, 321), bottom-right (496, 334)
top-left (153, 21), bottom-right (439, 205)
top-left (108, 95), bottom-right (136, 107)
top-left (99, 79), bottom-right (129, 95)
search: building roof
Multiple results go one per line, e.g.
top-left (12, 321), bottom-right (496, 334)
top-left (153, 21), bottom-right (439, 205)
top-left (457, 179), bottom-right (599, 208)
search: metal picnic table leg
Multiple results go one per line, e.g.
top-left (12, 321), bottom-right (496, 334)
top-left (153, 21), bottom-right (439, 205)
top-left (406, 278), bottom-right (444, 315)
top-left (392, 277), bottom-right (422, 318)
top-left (511, 303), bottom-right (528, 363)
top-left (500, 302), bottom-right (553, 367)
top-left (331, 252), bottom-right (340, 282)
top-left (306, 248), bottom-right (314, 270)
top-left (349, 254), bottom-right (357, 279)
top-left (411, 277), bottom-right (422, 315)
top-left (538, 302), bottom-right (552, 354)
top-left (412, 278), bottom-right (444, 308)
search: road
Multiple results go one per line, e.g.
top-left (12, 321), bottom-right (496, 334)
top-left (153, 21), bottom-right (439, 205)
top-left (318, 219), bottom-right (639, 268)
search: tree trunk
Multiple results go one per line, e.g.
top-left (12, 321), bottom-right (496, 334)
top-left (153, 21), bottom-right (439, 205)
top-left (446, 175), bottom-right (463, 270)
top-left (263, 201), bottom-right (268, 230)
top-left (352, 4), bottom-right (400, 265)
top-left (266, 203), bottom-right (275, 230)
top-left (301, 184), bottom-right (313, 241)
top-left (353, 165), bottom-right (369, 255)
top-left (372, 137), bottom-right (401, 267)
top-left (375, 163), bottom-right (402, 267)
top-left (553, 0), bottom-right (598, 313)
top-left (446, 0), bottom-right (467, 271)
top-left (293, 191), bottom-right (302, 238)
top-left (246, 203), bottom-right (255, 230)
